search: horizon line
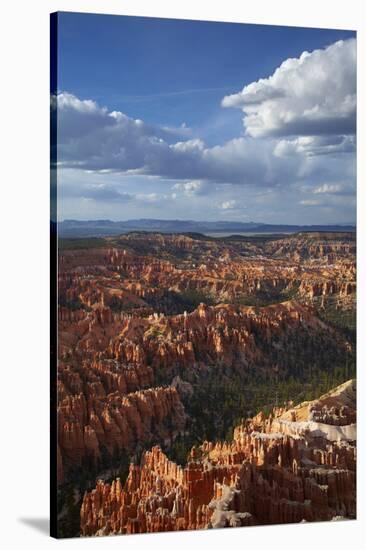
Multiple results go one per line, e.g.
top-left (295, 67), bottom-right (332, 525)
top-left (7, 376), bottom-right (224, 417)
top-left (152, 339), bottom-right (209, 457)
top-left (58, 218), bottom-right (356, 226)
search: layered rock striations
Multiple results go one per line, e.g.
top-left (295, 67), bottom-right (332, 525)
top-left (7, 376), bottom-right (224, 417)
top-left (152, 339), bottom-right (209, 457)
top-left (59, 299), bottom-right (345, 376)
top-left (58, 297), bottom-right (351, 483)
top-left (58, 232), bottom-right (355, 313)
top-left (80, 380), bottom-right (356, 535)
top-left (56, 231), bottom-right (356, 536)
top-left (58, 376), bottom-right (185, 480)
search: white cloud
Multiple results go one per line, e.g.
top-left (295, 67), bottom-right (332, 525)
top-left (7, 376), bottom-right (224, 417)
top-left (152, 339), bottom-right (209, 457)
top-left (172, 139), bottom-right (205, 152)
top-left (222, 39), bottom-right (356, 138)
top-left (221, 200), bottom-right (237, 210)
top-left (173, 180), bottom-right (209, 196)
top-left (58, 167), bottom-right (355, 225)
top-left (274, 135), bottom-right (356, 157)
top-left (54, 92), bottom-right (102, 114)
top-left (313, 183), bottom-right (348, 194)
top-left (53, 92), bottom-right (292, 186)
top-left (54, 44), bottom-right (356, 226)
top-left (299, 199), bottom-right (322, 206)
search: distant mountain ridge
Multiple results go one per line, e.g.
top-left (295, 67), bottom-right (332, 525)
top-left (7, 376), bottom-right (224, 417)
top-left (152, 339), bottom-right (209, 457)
top-left (58, 218), bottom-right (356, 238)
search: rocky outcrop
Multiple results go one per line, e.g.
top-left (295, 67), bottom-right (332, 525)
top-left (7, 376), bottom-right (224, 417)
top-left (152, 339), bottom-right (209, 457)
top-left (58, 299), bottom-right (344, 378)
top-left (58, 381), bottom-right (185, 478)
top-left (57, 232), bottom-right (356, 537)
top-left (58, 295), bottom-right (349, 485)
top-left (80, 380), bottom-right (356, 536)
top-left (57, 235), bottom-right (355, 486)
top-left (264, 232), bottom-right (356, 262)
top-left (58, 233), bottom-right (355, 312)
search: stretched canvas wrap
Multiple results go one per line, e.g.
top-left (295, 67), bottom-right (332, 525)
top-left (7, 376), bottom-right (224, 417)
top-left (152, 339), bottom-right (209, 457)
top-left (50, 11), bottom-right (357, 539)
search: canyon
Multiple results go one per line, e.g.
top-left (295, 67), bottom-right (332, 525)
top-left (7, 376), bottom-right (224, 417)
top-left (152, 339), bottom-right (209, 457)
top-left (56, 231), bottom-right (356, 537)
top-left (80, 379), bottom-right (356, 535)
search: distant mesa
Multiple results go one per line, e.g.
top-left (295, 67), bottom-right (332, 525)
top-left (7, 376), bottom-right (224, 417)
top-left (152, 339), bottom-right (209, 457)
top-left (58, 218), bottom-right (356, 238)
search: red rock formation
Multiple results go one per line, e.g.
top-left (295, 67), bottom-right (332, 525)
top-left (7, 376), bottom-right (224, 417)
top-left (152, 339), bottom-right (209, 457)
top-left (58, 233), bottom-right (355, 312)
top-left (58, 380), bottom-right (185, 478)
top-left (56, 232), bottom-right (356, 536)
top-left (57, 237), bottom-right (354, 486)
top-left (80, 380), bottom-right (356, 536)
top-left (59, 298), bottom-right (340, 380)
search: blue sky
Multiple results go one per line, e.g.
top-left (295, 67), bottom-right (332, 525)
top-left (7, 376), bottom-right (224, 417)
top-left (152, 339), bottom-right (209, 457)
top-left (55, 12), bottom-right (356, 224)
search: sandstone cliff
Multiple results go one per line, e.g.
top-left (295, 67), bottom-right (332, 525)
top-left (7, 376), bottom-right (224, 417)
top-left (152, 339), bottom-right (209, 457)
top-left (57, 232), bottom-right (356, 537)
top-left (80, 380), bottom-right (356, 536)
top-left (58, 380), bottom-right (185, 480)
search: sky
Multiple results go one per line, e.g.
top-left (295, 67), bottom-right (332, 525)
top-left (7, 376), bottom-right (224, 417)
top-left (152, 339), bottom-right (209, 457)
top-left (54, 12), bottom-right (356, 224)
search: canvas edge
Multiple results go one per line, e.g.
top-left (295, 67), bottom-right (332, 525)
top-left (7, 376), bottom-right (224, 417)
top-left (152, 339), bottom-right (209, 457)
top-left (50, 10), bottom-right (58, 540)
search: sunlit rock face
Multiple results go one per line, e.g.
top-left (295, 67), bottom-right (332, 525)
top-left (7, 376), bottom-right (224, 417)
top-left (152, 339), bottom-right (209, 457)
top-left (58, 233), bottom-right (355, 311)
top-left (58, 382), bottom-right (186, 479)
top-left (80, 380), bottom-right (356, 535)
top-left (57, 296), bottom-right (351, 480)
top-left (56, 231), bottom-right (356, 536)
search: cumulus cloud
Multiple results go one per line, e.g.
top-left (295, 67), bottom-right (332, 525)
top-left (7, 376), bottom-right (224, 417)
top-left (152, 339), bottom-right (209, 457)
top-left (53, 32), bottom-right (358, 226)
top-left (222, 39), bottom-right (356, 138)
top-left (52, 39), bottom-right (356, 211)
top-left (274, 135), bottom-right (356, 157)
top-left (53, 92), bottom-right (293, 186)
top-left (172, 180), bottom-right (210, 196)
top-left (172, 139), bottom-right (205, 153)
